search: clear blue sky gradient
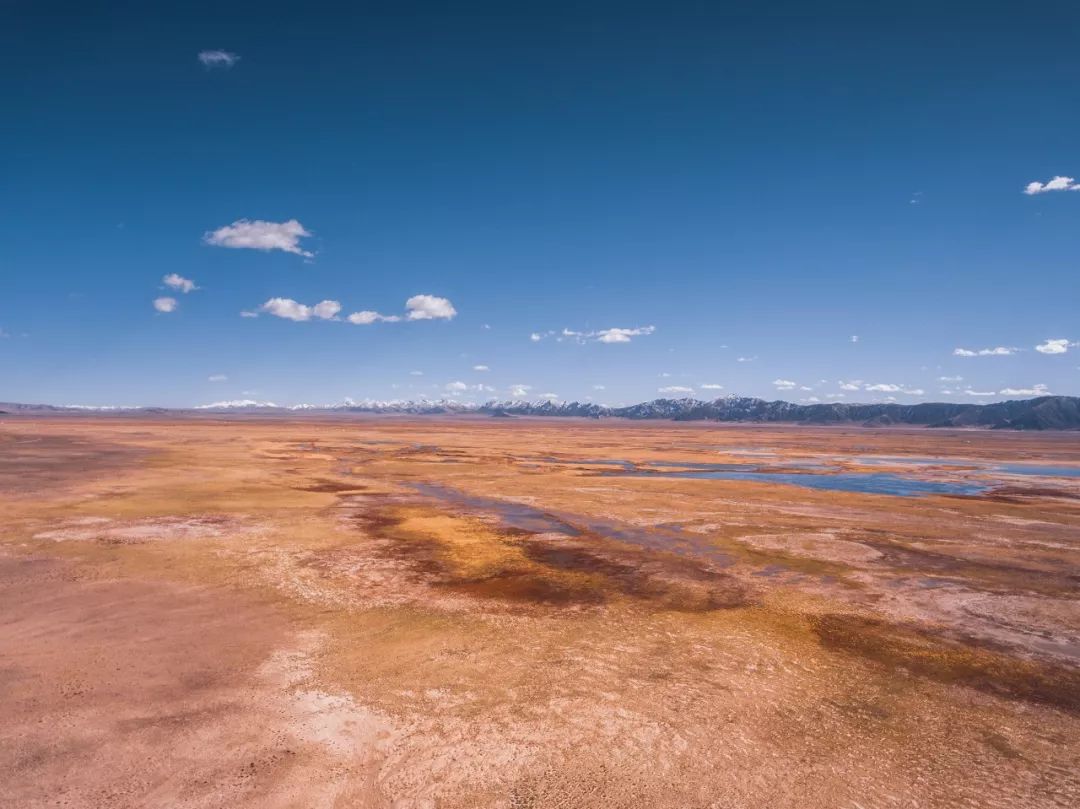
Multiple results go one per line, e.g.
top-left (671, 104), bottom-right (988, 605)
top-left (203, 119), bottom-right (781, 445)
top-left (2, 1), bottom-right (1078, 407)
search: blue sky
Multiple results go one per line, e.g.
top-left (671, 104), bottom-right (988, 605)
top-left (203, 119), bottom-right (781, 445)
top-left (2, 1), bottom-right (1078, 407)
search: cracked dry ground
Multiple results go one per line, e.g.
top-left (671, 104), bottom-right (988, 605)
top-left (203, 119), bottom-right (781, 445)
top-left (1, 417), bottom-right (1079, 808)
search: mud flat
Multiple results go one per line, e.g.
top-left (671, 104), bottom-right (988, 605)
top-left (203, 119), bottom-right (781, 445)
top-left (1, 416), bottom-right (1079, 808)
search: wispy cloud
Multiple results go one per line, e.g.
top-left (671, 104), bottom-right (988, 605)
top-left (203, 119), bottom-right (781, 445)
top-left (347, 310), bottom-right (400, 325)
top-left (772, 379), bottom-right (797, 390)
top-left (1023, 175), bottom-right (1080, 195)
top-left (953, 346), bottom-right (1017, 357)
top-left (533, 326), bottom-right (655, 345)
top-left (864, 383), bottom-right (924, 395)
top-left (658, 385), bottom-right (694, 395)
top-left (208, 374), bottom-right (228, 382)
top-left (163, 273), bottom-right (198, 293)
top-left (198, 50), bottom-right (240, 69)
top-left (700, 383), bottom-right (724, 390)
top-left (153, 296), bottom-right (177, 313)
top-left (999, 384), bottom-right (1050, 396)
top-left (473, 364), bottom-right (489, 371)
top-left (204, 219), bottom-right (313, 257)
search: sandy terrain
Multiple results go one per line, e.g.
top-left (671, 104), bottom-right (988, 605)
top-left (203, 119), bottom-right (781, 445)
top-left (1, 416), bottom-right (1079, 808)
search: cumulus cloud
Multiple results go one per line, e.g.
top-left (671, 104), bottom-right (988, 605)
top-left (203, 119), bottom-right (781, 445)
top-left (1035, 338), bottom-right (1075, 355)
top-left (953, 346), bottom-right (1017, 357)
top-left (999, 384), bottom-right (1051, 396)
top-left (700, 383), bottom-right (724, 390)
top-left (850, 335), bottom-right (859, 343)
top-left (509, 384), bottom-right (532, 398)
top-left (773, 379), bottom-right (798, 390)
top-left (658, 386), bottom-right (694, 395)
top-left (163, 273), bottom-right (198, 293)
top-left (208, 374), bottom-right (228, 382)
top-left (473, 364), bottom-right (489, 371)
top-left (153, 296), bottom-right (177, 313)
top-left (204, 219), bottom-right (314, 257)
top-left (838, 380), bottom-right (862, 391)
top-left (405, 294), bottom-right (456, 321)
top-left (198, 50), bottom-right (240, 68)
top-left (1023, 175), bottom-right (1080, 195)
top-left (538, 392), bottom-right (559, 400)
top-left (445, 381), bottom-right (468, 392)
top-left (939, 375), bottom-right (963, 382)
top-left (259, 297), bottom-right (341, 322)
top-left (963, 389), bottom-right (996, 397)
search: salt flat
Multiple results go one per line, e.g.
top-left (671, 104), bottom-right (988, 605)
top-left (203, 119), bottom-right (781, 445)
top-left (2, 416), bottom-right (1079, 808)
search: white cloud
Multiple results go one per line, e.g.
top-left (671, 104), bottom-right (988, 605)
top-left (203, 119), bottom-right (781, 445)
top-left (240, 310), bottom-right (259, 318)
top-left (596, 326), bottom-right (655, 344)
top-left (409, 370), bottom-right (424, 376)
top-left (802, 396), bottom-right (821, 403)
top-left (826, 393), bottom-right (846, 399)
top-left (838, 380), bottom-right (862, 391)
top-left (198, 50), bottom-right (240, 68)
top-left (592, 384), bottom-right (606, 390)
top-left (538, 392), bottom-right (559, 400)
top-left (772, 379), bottom-right (797, 390)
top-left (473, 364), bottom-right (489, 371)
top-left (999, 384), bottom-right (1051, 396)
top-left (736, 356), bottom-right (756, 363)
top-left (939, 375), bottom-right (963, 382)
top-left (208, 374), bottom-right (227, 382)
top-left (163, 273), bottom-right (197, 293)
top-left (850, 335), bottom-right (859, 343)
top-left (953, 346), bottom-right (1017, 357)
top-left (658, 386), bottom-right (694, 395)
top-left (700, 383), bottom-right (724, 390)
top-left (153, 296), bottom-right (177, 313)
top-left (445, 381), bottom-right (468, 392)
top-left (313, 300), bottom-right (341, 320)
top-left (347, 310), bottom-right (399, 325)
top-left (1035, 338), bottom-right (1075, 355)
top-left (862, 383), bottom-right (924, 395)
top-left (204, 219), bottom-right (313, 257)
top-left (405, 294), bottom-right (456, 321)
top-left (258, 297), bottom-right (341, 322)
top-left (509, 384), bottom-right (532, 398)
top-left (540, 326), bottom-right (656, 345)
top-left (1023, 175), bottom-right (1080, 195)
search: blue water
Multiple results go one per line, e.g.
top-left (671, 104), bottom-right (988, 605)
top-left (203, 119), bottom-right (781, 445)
top-left (603, 468), bottom-right (986, 497)
top-left (995, 464), bottom-right (1080, 478)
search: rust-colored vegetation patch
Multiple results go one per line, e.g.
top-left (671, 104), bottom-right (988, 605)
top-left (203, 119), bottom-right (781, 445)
top-left (812, 613), bottom-right (1080, 714)
top-left (335, 495), bottom-right (751, 612)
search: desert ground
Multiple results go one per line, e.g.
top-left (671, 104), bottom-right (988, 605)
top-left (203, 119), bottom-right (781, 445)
top-left (1, 416), bottom-right (1079, 808)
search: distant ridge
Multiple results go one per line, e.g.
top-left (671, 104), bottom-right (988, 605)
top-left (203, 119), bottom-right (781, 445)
top-left (3, 395), bottom-right (1080, 430)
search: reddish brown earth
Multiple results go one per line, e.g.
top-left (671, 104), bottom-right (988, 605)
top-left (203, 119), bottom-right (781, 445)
top-left (1, 416), bottom-right (1079, 808)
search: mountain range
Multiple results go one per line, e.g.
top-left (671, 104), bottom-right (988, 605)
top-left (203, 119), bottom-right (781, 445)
top-left (3, 395), bottom-right (1080, 430)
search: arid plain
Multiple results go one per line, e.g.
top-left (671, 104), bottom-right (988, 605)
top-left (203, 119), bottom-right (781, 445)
top-left (2, 416), bottom-right (1079, 808)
